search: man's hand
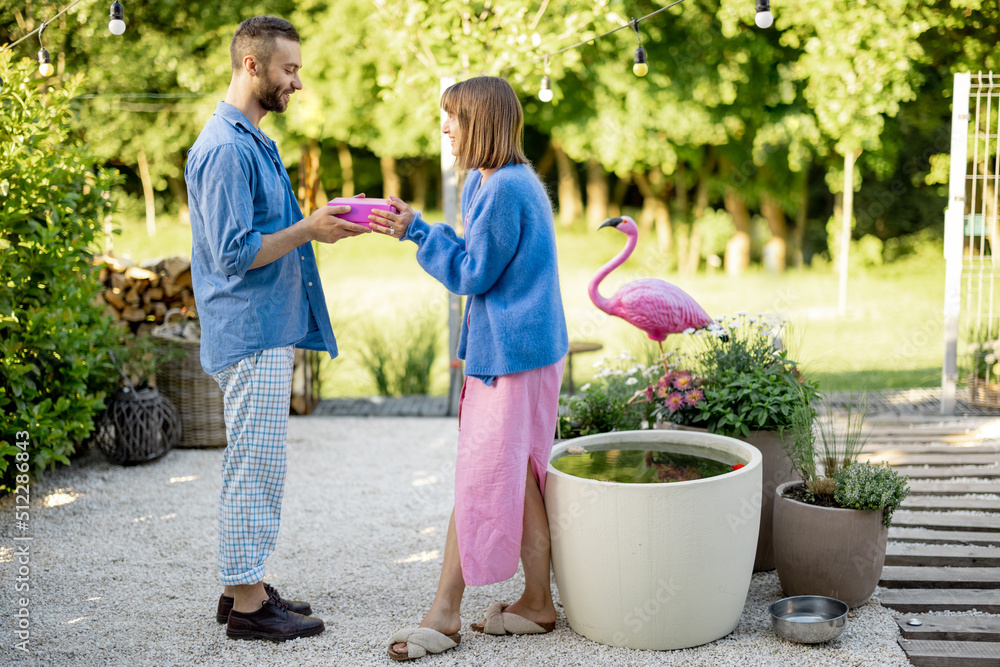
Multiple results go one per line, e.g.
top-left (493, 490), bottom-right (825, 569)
top-left (306, 193), bottom-right (370, 244)
top-left (304, 204), bottom-right (371, 244)
top-left (248, 194), bottom-right (370, 270)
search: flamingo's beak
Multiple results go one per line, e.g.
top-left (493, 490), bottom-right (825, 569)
top-left (598, 217), bottom-right (624, 230)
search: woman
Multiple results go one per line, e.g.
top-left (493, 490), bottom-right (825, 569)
top-left (372, 76), bottom-right (568, 661)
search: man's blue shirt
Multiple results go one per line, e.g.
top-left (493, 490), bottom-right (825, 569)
top-left (185, 101), bottom-right (337, 375)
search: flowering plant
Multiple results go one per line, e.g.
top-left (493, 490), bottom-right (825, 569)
top-left (558, 353), bottom-right (657, 438)
top-left (646, 313), bottom-right (818, 438)
top-left (645, 359), bottom-right (707, 427)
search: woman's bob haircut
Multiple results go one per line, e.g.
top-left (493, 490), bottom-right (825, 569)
top-left (440, 76), bottom-right (528, 171)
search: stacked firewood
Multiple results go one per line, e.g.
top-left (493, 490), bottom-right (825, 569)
top-left (94, 256), bottom-right (197, 334)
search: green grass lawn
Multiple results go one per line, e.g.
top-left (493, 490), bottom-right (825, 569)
top-left (109, 216), bottom-right (946, 397)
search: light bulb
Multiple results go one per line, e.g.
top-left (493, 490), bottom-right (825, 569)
top-left (38, 48), bottom-right (54, 77)
top-left (539, 75), bottom-right (553, 103)
top-left (754, 0), bottom-right (774, 29)
top-left (109, 1), bottom-right (126, 35)
top-left (633, 47), bottom-right (648, 77)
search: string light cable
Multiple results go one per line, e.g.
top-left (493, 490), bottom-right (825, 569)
top-left (491, 0), bottom-right (774, 101)
top-left (3, 0), bottom-right (126, 53)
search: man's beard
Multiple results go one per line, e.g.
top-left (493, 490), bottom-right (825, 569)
top-left (255, 69), bottom-right (290, 113)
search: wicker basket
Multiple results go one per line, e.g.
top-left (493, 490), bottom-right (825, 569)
top-left (968, 375), bottom-right (1000, 408)
top-left (155, 337), bottom-right (228, 448)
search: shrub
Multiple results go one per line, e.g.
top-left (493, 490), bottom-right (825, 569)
top-left (0, 53), bottom-right (123, 490)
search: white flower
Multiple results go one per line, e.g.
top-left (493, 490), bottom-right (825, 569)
top-left (736, 310), bottom-right (749, 316)
top-left (625, 377), bottom-right (638, 385)
top-left (987, 354), bottom-right (997, 365)
top-left (728, 321), bottom-right (739, 329)
top-left (969, 343), bottom-right (981, 352)
top-left (683, 327), bottom-right (695, 335)
top-left (580, 383), bottom-right (591, 392)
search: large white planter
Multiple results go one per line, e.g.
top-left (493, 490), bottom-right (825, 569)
top-left (545, 429), bottom-right (762, 650)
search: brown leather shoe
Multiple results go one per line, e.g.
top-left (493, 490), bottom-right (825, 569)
top-left (226, 598), bottom-right (324, 641)
top-left (216, 583), bottom-right (312, 623)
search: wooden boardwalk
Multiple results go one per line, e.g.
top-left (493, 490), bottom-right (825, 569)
top-left (860, 414), bottom-right (1000, 666)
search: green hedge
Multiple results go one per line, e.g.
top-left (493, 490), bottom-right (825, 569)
top-left (0, 53), bottom-right (123, 491)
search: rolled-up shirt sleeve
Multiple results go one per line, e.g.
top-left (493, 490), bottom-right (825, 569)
top-left (188, 143), bottom-right (261, 279)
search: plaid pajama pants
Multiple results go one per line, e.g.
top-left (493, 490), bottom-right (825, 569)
top-left (212, 346), bottom-right (295, 586)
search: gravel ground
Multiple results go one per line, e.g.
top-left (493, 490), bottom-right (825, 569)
top-left (1, 417), bottom-right (909, 666)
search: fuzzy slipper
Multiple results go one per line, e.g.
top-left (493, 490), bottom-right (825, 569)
top-left (387, 627), bottom-right (461, 662)
top-left (469, 602), bottom-right (556, 635)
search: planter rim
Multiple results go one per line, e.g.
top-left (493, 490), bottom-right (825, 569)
top-left (548, 428), bottom-right (763, 489)
top-left (775, 480), bottom-right (884, 517)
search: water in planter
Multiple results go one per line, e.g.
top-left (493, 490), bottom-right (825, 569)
top-left (552, 448), bottom-right (738, 483)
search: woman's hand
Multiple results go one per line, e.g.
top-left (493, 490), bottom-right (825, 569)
top-left (369, 196), bottom-right (415, 238)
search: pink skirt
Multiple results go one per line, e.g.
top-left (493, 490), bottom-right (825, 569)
top-left (455, 359), bottom-right (565, 586)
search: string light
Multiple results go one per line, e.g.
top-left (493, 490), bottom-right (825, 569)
top-left (109, 1), bottom-right (126, 35)
top-left (755, 0), bottom-right (774, 29)
top-left (538, 57), bottom-right (553, 102)
top-left (37, 48), bottom-right (54, 77)
top-left (37, 23), bottom-right (54, 77)
top-left (630, 17), bottom-right (648, 77)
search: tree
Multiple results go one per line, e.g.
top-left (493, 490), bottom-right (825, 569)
top-left (777, 0), bottom-right (925, 311)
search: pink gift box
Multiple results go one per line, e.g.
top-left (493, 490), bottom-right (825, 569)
top-left (327, 198), bottom-right (397, 227)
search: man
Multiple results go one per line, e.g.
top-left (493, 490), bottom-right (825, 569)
top-left (185, 15), bottom-right (370, 641)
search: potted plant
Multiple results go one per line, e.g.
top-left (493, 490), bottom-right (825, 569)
top-left (545, 428), bottom-right (762, 650)
top-left (772, 393), bottom-right (909, 607)
top-left (646, 313), bottom-right (818, 571)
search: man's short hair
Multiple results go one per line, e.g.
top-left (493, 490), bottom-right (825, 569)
top-left (230, 16), bottom-right (300, 72)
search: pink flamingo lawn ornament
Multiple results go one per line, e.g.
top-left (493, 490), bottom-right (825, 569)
top-left (589, 216), bottom-right (713, 352)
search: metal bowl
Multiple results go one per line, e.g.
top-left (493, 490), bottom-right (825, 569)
top-left (769, 595), bottom-right (848, 644)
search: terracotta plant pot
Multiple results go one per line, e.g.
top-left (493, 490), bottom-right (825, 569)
top-left (545, 429), bottom-right (762, 650)
top-left (772, 481), bottom-right (888, 608)
top-left (744, 430), bottom-right (799, 572)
